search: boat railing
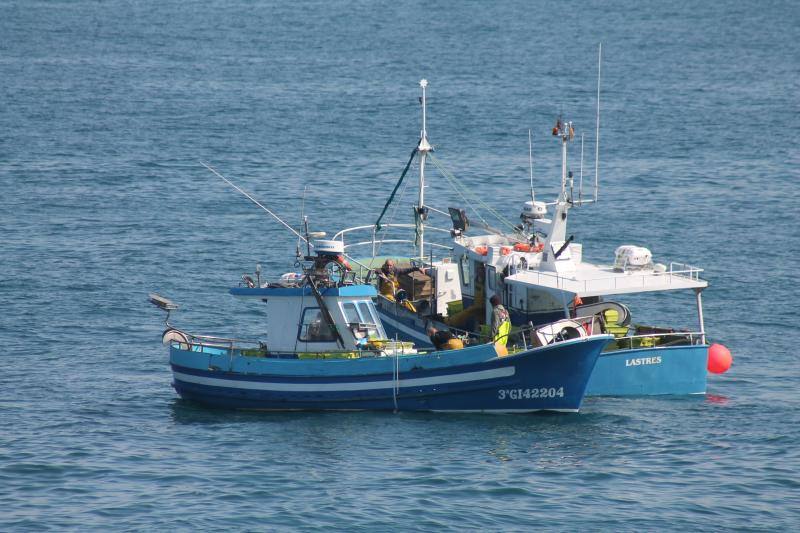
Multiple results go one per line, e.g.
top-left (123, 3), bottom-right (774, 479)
top-left (509, 316), bottom-right (703, 352)
top-left (333, 223), bottom-right (454, 257)
top-left (519, 263), bottom-right (705, 293)
top-left (668, 262), bottom-right (704, 281)
top-left (170, 329), bottom-right (419, 359)
top-left (607, 331), bottom-right (706, 350)
top-left (172, 332), bottom-right (265, 354)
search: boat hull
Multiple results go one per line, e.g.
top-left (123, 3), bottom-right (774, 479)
top-left (169, 337), bottom-right (610, 413)
top-left (377, 305), bottom-right (708, 397)
top-left (585, 344), bottom-right (707, 396)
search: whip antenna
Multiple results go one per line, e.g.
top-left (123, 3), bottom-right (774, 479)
top-left (201, 161), bottom-right (309, 244)
top-left (528, 128), bottom-right (535, 204)
top-left (594, 43), bottom-right (602, 202)
top-left (579, 132), bottom-right (585, 204)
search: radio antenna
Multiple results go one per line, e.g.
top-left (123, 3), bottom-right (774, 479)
top-left (300, 185), bottom-right (310, 256)
top-left (201, 161), bottom-right (309, 244)
top-left (579, 132), bottom-right (585, 204)
top-left (528, 128), bottom-right (535, 204)
top-left (594, 43), bottom-right (602, 203)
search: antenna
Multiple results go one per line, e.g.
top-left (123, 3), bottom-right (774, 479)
top-left (579, 132), bottom-right (585, 204)
top-left (420, 79), bottom-right (428, 139)
top-left (300, 186), bottom-right (311, 256)
top-left (528, 129), bottom-right (535, 204)
top-left (594, 43), bottom-right (602, 202)
top-left (201, 161), bottom-right (310, 244)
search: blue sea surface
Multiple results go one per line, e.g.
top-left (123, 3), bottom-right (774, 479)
top-left (2, 0), bottom-right (799, 530)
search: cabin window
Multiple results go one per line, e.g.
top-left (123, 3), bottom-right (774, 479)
top-left (357, 302), bottom-right (374, 323)
top-left (526, 288), bottom-right (564, 313)
top-left (298, 307), bottom-right (336, 342)
top-left (357, 301), bottom-right (384, 338)
top-left (341, 302), bottom-right (360, 325)
top-left (341, 301), bottom-right (386, 339)
top-left (459, 255), bottom-right (471, 286)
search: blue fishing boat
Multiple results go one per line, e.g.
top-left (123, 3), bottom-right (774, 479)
top-left (334, 73), bottom-right (731, 397)
top-left (151, 235), bottom-right (612, 413)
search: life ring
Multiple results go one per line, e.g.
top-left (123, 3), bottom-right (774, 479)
top-left (474, 245), bottom-right (488, 256)
top-left (513, 242), bottom-right (544, 253)
top-left (162, 328), bottom-right (190, 349)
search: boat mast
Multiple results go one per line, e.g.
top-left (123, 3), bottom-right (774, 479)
top-left (542, 117), bottom-right (574, 254)
top-left (417, 79), bottom-right (432, 260)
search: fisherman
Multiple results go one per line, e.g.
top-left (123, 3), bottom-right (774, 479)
top-left (570, 294), bottom-right (583, 318)
top-left (490, 295), bottom-right (511, 346)
top-left (427, 326), bottom-right (464, 351)
top-left (376, 259), bottom-right (425, 300)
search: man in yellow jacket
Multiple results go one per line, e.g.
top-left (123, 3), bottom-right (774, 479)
top-left (376, 259), bottom-right (426, 312)
top-left (490, 295), bottom-right (511, 346)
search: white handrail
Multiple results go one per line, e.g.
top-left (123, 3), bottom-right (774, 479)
top-left (343, 239), bottom-right (452, 251)
top-left (333, 223), bottom-right (452, 241)
top-left (519, 264), bottom-right (705, 293)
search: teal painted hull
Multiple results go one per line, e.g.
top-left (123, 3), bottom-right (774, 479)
top-left (586, 344), bottom-right (708, 396)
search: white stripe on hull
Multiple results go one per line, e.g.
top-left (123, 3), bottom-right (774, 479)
top-left (173, 366), bottom-right (515, 393)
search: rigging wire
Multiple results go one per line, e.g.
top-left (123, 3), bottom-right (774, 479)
top-left (427, 153), bottom-right (521, 234)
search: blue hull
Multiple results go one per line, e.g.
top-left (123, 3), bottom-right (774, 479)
top-left (586, 344), bottom-right (708, 396)
top-left (377, 306), bottom-right (708, 397)
top-left (169, 337), bottom-right (610, 413)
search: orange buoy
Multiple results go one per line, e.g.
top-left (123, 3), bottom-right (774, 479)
top-left (500, 246), bottom-right (512, 256)
top-left (474, 246), bottom-right (488, 256)
top-left (707, 343), bottom-right (732, 374)
top-left (533, 243), bottom-right (544, 252)
top-left (513, 243), bottom-right (531, 252)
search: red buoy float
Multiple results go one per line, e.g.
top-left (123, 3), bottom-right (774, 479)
top-left (707, 343), bottom-right (732, 374)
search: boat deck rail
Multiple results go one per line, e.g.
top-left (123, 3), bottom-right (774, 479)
top-left (333, 223), bottom-right (454, 257)
top-left (511, 261), bottom-right (705, 295)
top-left (608, 331), bottom-right (706, 350)
top-left (179, 332), bottom-right (265, 352)
top-left (509, 316), bottom-right (704, 352)
top-left (170, 330), bottom-right (419, 359)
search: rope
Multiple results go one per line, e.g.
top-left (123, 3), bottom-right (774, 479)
top-left (373, 169), bottom-right (412, 260)
top-left (375, 146), bottom-right (418, 231)
top-left (392, 353), bottom-right (399, 413)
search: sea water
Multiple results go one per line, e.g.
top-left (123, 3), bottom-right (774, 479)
top-left (1, 0), bottom-right (799, 529)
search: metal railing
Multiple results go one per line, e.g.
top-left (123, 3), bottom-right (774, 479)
top-left (605, 331), bottom-right (705, 350)
top-left (333, 223), bottom-right (454, 257)
top-left (518, 262), bottom-right (705, 293)
top-left (170, 329), bottom-right (418, 360)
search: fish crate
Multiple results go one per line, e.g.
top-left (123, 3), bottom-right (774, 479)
top-left (399, 270), bottom-right (433, 300)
